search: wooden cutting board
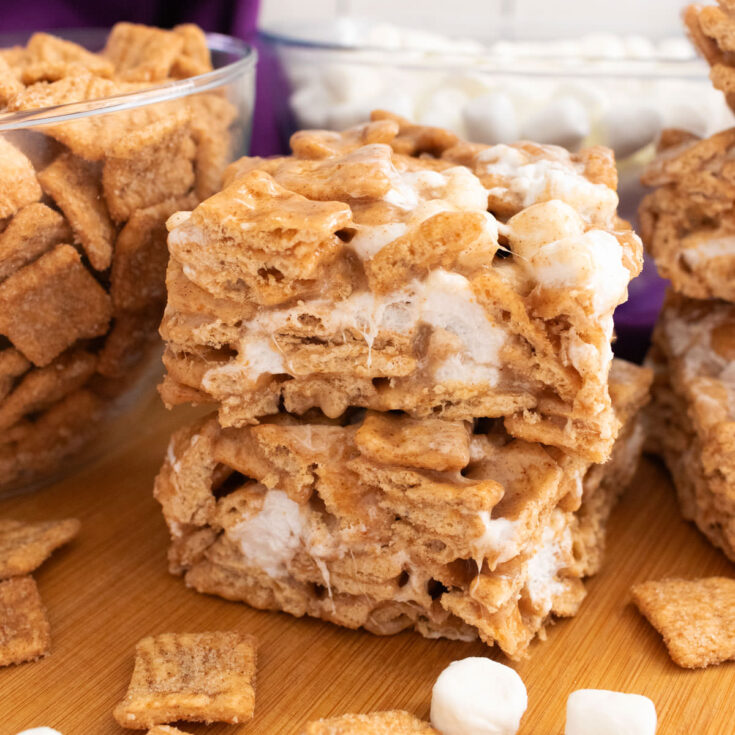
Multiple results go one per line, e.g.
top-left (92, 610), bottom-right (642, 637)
top-left (1, 398), bottom-right (734, 735)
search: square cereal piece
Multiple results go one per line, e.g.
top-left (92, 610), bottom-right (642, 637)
top-left (170, 24), bottom-right (213, 78)
top-left (113, 631), bottom-right (258, 729)
top-left (631, 577), bottom-right (735, 668)
top-left (0, 136), bottom-right (42, 219)
top-left (0, 348), bottom-right (97, 431)
top-left (0, 246), bottom-right (111, 366)
top-left (110, 195), bottom-right (197, 314)
top-left (0, 576), bottom-right (51, 667)
top-left (104, 23), bottom-right (184, 82)
top-left (0, 202), bottom-right (72, 282)
top-left (102, 110), bottom-right (195, 223)
top-left (0, 518), bottom-right (81, 578)
top-left (38, 152), bottom-right (115, 271)
top-left (302, 711), bottom-right (439, 735)
top-left (21, 32), bottom-right (114, 84)
top-left (0, 347), bottom-right (30, 403)
top-left (354, 411), bottom-right (471, 472)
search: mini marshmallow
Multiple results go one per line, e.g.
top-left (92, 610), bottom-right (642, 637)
top-left (290, 84), bottom-right (331, 130)
top-left (565, 689), bottom-right (657, 735)
top-left (463, 92), bottom-right (519, 145)
top-left (430, 657), bottom-right (527, 735)
top-left (506, 200), bottom-right (585, 258)
top-left (600, 105), bottom-right (662, 159)
top-left (521, 96), bottom-right (590, 150)
top-left (321, 63), bottom-right (385, 105)
top-left (15, 729), bottom-right (63, 735)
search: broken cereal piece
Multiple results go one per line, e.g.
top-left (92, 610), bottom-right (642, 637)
top-left (0, 246), bottom-right (111, 366)
top-left (146, 728), bottom-right (191, 735)
top-left (0, 137), bottom-right (42, 219)
top-left (0, 518), bottom-right (81, 578)
top-left (0, 576), bottom-right (51, 667)
top-left (38, 153), bottom-right (115, 271)
top-left (113, 631), bottom-right (258, 729)
top-left (631, 576), bottom-right (735, 668)
top-left (302, 711), bottom-right (439, 735)
top-left (0, 203), bottom-right (73, 282)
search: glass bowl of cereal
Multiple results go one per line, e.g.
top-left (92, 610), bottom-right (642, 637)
top-left (0, 24), bottom-right (256, 496)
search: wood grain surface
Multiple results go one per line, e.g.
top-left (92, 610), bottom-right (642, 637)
top-left (1, 399), bottom-right (734, 735)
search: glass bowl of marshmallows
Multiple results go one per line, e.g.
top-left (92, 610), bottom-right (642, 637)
top-left (261, 16), bottom-right (733, 221)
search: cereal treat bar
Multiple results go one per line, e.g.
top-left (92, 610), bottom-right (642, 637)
top-left (160, 114), bottom-right (641, 463)
top-left (0, 23), bottom-right (240, 493)
top-left (639, 128), bottom-right (735, 304)
top-left (645, 292), bottom-right (735, 561)
top-left (685, 1), bottom-right (735, 112)
top-left (155, 360), bottom-right (651, 660)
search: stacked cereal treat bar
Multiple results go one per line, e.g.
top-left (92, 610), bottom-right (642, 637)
top-left (156, 360), bottom-right (650, 659)
top-left (645, 295), bottom-right (735, 560)
top-left (161, 113), bottom-right (642, 463)
top-left (0, 24), bottom-right (238, 491)
top-left (639, 2), bottom-right (735, 562)
top-left (155, 114), bottom-right (649, 657)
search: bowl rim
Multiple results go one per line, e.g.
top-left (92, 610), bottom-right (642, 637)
top-left (0, 28), bottom-right (257, 131)
top-left (259, 18), bottom-right (708, 74)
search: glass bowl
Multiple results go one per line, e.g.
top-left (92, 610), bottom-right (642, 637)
top-left (0, 28), bottom-right (256, 496)
top-left (260, 18), bottom-right (733, 220)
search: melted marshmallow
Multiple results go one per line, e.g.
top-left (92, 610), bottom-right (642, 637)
top-left (476, 144), bottom-right (618, 225)
top-left (528, 230), bottom-right (629, 315)
top-left (227, 490), bottom-right (304, 577)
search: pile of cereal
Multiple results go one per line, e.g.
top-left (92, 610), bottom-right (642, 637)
top-left (0, 23), bottom-right (237, 491)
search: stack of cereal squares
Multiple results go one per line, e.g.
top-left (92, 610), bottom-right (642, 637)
top-left (0, 23), bottom-right (237, 491)
top-left (154, 112), bottom-right (651, 659)
top-left (639, 0), bottom-right (735, 562)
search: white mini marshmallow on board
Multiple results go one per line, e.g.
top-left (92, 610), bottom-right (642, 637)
top-left (565, 689), bottom-right (657, 735)
top-left (15, 729), bottom-right (63, 735)
top-left (430, 657), bottom-right (527, 735)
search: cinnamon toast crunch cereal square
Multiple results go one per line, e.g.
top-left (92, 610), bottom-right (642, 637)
top-left (0, 246), bottom-right (111, 366)
top-left (0, 518), bottom-right (80, 578)
top-left (102, 109), bottom-right (195, 223)
top-left (0, 576), bottom-right (51, 667)
top-left (113, 631), bottom-right (258, 729)
top-left (0, 203), bottom-right (72, 282)
top-left (631, 576), bottom-right (735, 668)
top-left (38, 152), bottom-right (115, 271)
